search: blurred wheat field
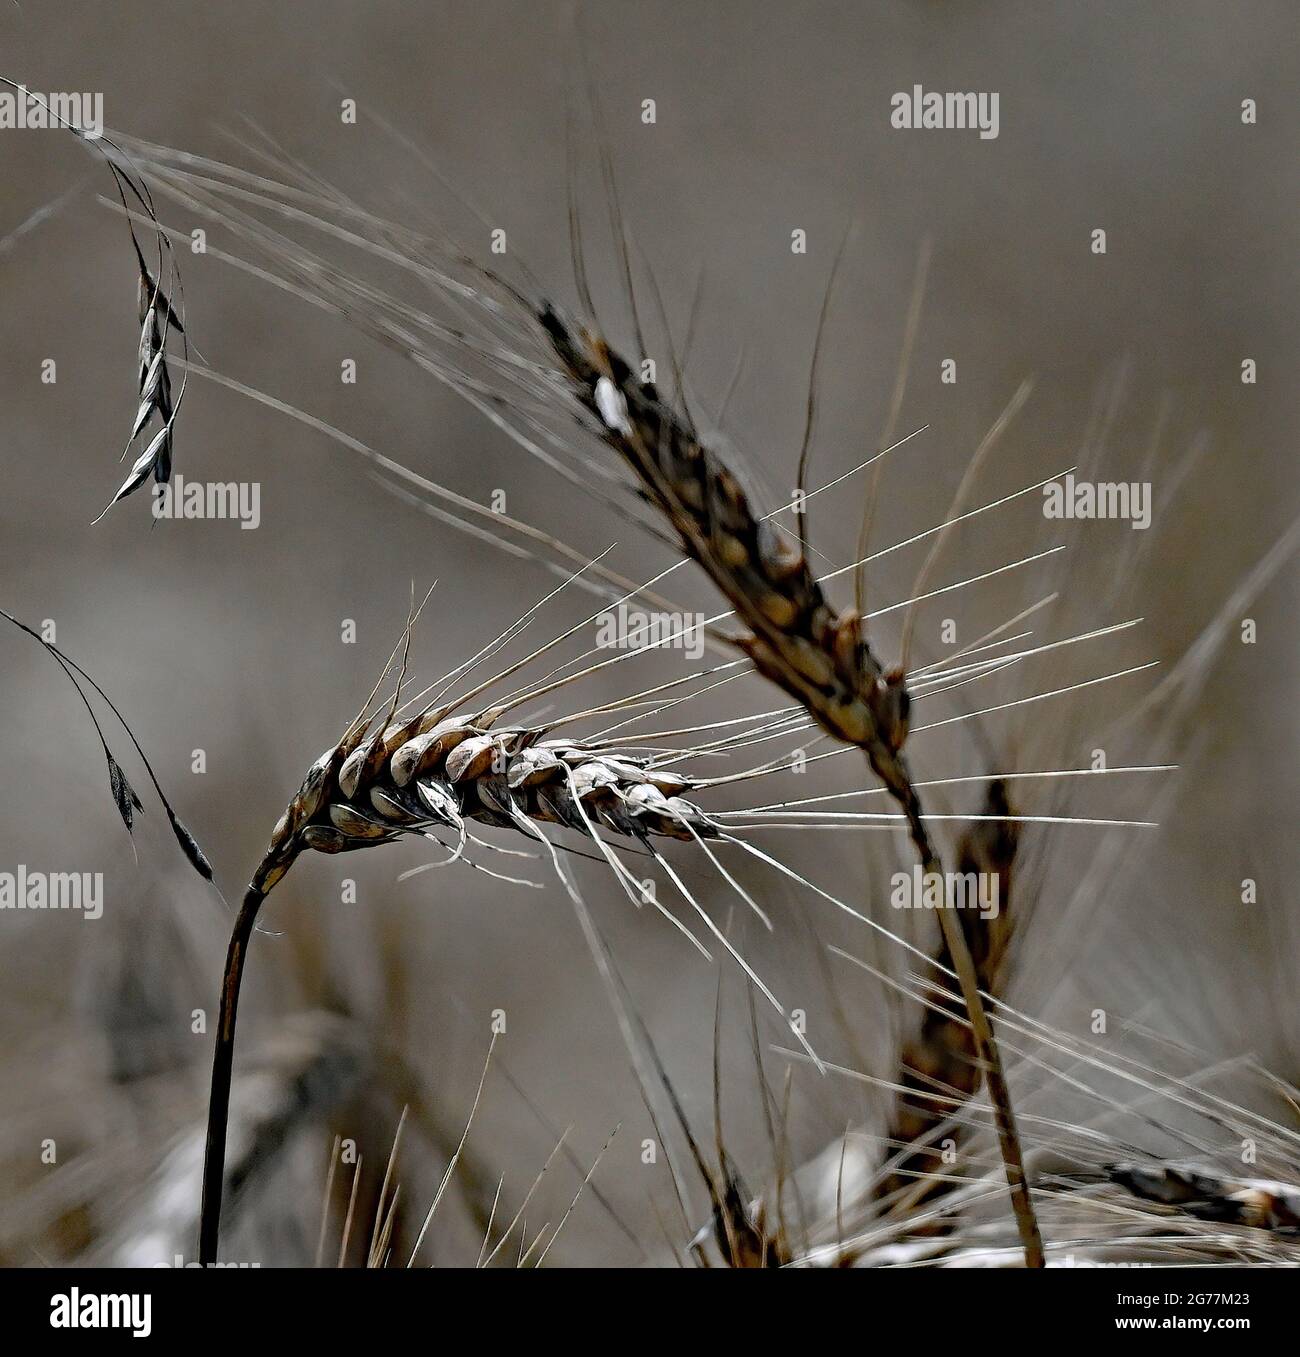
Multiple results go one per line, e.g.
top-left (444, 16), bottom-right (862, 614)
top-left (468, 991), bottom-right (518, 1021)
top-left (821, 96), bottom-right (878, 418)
top-left (0, 2), bottom-right (1296, 1268)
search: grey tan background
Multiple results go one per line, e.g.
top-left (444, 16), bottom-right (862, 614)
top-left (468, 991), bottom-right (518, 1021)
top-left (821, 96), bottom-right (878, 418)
top-left (0, 2), bottom-right (1295, 1264)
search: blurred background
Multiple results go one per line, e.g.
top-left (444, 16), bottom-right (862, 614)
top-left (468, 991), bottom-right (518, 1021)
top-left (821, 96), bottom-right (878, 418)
top-left (0, 1), bottom-right (1295, 1266)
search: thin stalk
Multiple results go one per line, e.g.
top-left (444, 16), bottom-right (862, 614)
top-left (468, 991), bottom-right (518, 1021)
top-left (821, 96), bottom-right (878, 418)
top-left (892, 778), bottom-right (1044, 1268)
top-left (198, 868), bottom-right (284, 1265)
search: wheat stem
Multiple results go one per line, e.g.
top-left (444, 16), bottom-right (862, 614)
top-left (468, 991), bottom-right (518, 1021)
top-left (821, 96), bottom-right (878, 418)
top-left (198, 870), bottom-right (283, 1265)
top-left (881, 766), bottom-right (1044, 1265)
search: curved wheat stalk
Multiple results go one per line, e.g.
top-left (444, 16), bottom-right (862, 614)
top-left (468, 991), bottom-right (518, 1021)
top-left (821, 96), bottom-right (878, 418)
top-left (200, 697), bottom-right (728, 1261)
top-left (197, 568), bottom-right (838, 1261)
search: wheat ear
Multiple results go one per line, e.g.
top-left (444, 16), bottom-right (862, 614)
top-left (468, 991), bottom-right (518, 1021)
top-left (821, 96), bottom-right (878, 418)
top-left (199, 696), bottom-right (730, 1262)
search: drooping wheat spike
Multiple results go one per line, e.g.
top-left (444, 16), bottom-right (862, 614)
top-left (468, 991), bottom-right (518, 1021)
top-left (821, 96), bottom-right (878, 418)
top-left (251, 709), bottom-right (721, 897)
top-left (0, 607), bottom-right (212, 879)
top-left (199, 602), bottom-right (805, 1265)
top-left (203, 718), bottom-right (720, 1254)
top-left (100, 162), bottom-right (189, 514)
top-left (538, 307), bottom-right (918, 768)
top-left (0, 85), bottom-right (190, 515)
top-left (874, 779), bottom-right (1019, 1213)
top-left (104, 248), bottom-right (184, 508)
top-left (534, 303), bottom-right (1044, 1264)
